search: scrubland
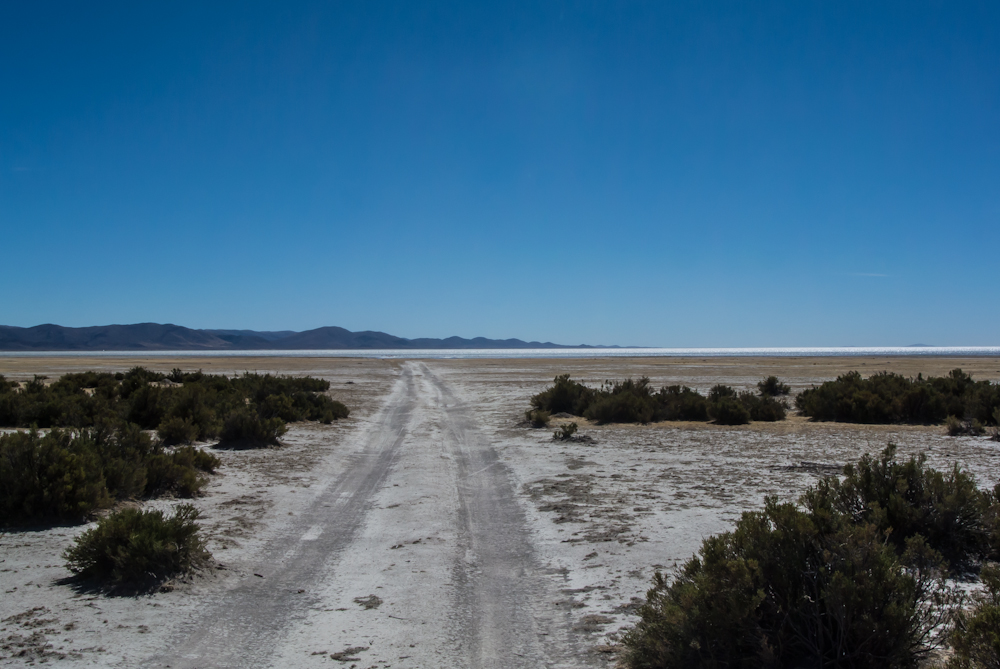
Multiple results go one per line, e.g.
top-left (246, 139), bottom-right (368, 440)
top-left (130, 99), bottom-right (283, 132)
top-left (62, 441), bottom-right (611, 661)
top-left (0, 356), bottom-right (997, 667)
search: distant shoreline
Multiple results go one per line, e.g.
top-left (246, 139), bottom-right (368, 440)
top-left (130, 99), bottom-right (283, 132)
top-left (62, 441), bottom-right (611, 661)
top-left (2, 347), bottom-right (999, 359)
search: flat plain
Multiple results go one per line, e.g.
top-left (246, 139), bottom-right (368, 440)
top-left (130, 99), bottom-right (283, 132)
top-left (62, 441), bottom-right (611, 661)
top-left (2, 356), bottom-right (999, 667)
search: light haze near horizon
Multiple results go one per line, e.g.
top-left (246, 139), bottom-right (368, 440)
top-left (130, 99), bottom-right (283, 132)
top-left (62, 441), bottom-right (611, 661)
top-left (1, 2), bottom-right (998, 347)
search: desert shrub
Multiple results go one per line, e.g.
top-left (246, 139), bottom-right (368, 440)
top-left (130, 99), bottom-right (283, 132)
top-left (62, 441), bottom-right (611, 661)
top-left (947, 416), bottom-right (988, 437)
top-left (528, 376), bottom-right (785, 425)
top-left (64, 504), bottom-right (208, 587)
top-left (144, 454), bottom-right (204, 497)
top-left (758, 375), bottom-right (791, 396)
top-left (554, 422), bottom-right (578, 440)
top-left (157, 416), bottom-right (200, 445)
top-left (0, 429), bottom-right (109, 523)
top-left (802, 444), bottom-right (995, 568)
top-left (144, 446), bottom-right (219, 497)
top-left (708, 397), bottom-right (750, 425)
top-left (218, 408), bottom-right (286, 448)
top-left (947, 565), bottom-right (1000, 669)
top-left (736, 391), bottom-right (787, 421)
top-left (257, 393), bottom-right (302, 422)
top-left (0, 367), bottom-right (346, 440)
top-left (0, 422), bottom-right (218, 524)
top-left (797, 369), bottom-right (1000, 425)
top-left (707, 384), bottom-right (737, 403)
top-left (530, 374), bottom-right (593, 415)
top-left (657, 385), bottom-right (709, 421)
top-left (288, 392), bottom-right (349, 423)
top-left (584, 378), bottom-right (661, 424)
top-left (622, 498), bottom-right (947, 669)
top-left (525, 409), bottom-right (551, 427)
top-left (91, 421), bottom-right (158, 500)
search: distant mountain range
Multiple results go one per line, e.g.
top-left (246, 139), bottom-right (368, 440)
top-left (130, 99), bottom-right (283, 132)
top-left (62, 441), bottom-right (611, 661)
top-left (0, 323), bottom-right (608, 351)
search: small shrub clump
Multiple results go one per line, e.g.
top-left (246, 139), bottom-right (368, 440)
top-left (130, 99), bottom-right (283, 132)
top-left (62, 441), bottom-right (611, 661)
top-left (947, 415), bottom-right (988, 437)
top-left (553, 422), bottom-right (578, 441)
top-left (758, 375), bottom-right (791, 396)
top-left (528, 375), bottom-right (788, 425)
top-left (64, 504), bottom-right (208, 588)
top-left (796, 369), bottom-right (1000, 426)
top-left (525, 409), bottom-right (551, 428)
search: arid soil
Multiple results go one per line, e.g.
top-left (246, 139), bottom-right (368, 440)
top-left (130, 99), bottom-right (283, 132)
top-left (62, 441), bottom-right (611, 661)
top-left (1, 356), bottom-right (999, 667)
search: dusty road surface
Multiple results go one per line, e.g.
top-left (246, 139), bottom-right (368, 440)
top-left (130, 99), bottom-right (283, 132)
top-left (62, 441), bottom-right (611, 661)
top-left (2, 355), bottom-right (999, 668)
top-left (144, 362), bottom-right (573, 668)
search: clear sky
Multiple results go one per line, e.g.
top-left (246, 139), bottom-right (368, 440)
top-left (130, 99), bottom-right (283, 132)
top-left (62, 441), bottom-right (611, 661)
top-left (2, 1), bottom-right (998, 346)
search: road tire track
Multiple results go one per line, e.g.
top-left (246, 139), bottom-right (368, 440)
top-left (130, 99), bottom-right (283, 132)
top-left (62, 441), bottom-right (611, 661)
top-left (146, 366), bottom-right (419, 668)
top-left (420, 363), bottom-right (572, 668)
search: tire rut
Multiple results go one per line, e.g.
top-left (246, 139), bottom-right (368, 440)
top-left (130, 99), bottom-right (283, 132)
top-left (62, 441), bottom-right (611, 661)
top-left (145, 366), bottom-right (418, 668)
top-left (420, 363), bottom-right (574, 668)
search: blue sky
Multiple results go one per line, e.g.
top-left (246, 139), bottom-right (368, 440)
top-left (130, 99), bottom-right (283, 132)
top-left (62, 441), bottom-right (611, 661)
top-left (2, 1), bottom-right (998, 346)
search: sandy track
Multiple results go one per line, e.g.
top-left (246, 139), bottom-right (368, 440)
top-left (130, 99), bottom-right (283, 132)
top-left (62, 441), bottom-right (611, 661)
top-left (424, 363), bottom-right (571, 668)
top-left (147, 367), bottom-right (418, 667)
top-left (145, 361), bottom-right (577, 668)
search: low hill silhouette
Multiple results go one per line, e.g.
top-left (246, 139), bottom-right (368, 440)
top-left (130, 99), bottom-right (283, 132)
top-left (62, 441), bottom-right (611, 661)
top-left (0, 323), bottom-right (604, 351)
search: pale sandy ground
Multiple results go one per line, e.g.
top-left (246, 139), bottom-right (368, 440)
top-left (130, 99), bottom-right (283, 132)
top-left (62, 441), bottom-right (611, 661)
top-left (1, 356), bottom-right (999, 667)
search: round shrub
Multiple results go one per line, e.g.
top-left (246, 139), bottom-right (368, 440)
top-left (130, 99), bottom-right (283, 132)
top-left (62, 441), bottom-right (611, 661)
top-left (218, 408), bottom-right (287, 448)
top-left (64, 504), bottom-right (208, 587)
top-left (758, 375), bottom-right (791, 396)
top-left (525, 409), bottom-right (551, 427)
top-left (157, 416), bottom-right (200, 445)
top-left (622, 500), bottom-right (947, 669)
top-left (709, 397), bottom-right (750, 425)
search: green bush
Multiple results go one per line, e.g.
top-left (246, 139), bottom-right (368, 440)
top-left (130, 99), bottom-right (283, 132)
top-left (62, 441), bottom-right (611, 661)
top-left (530, 374), bottom-right (593, 415)
top-left (708, 397), bottom-right (750, 425)
top-left (658, 385), bottom-right (710, 421)
top-left (621, 446), bottom-right (1000, 667)
top-left (584, 378), bottom-right (661, 424)
top-left (218, 408), bottom-right (287, 448)
top-left (948, 565), bottom-right (1000, 669)
top-left (0, 429), bottom-right (109, 522)
top-left (736, 391), bottom-right (787, 421)
top-left (528, 376), bottom-right (786, 425)
top-left (0, 423), bottom-right (220, 525)
top-left (157, 416), bottom-right (200, 445)
top-left (797, 369), bottom-right (1000, 425)
top-left (758, 375), bottom-right (791, 396)
top-left (63, 504), bottom-right (208, 587)
top-left (143, 445), bottom-right (218, 498)
top-left (554, 422), bottom-right (578, 440)
top-left (622, 498), bottom-right (947, 668)
top-left (802, 444), bottom-right (995, 568)
top-left (525, 409), bottom-right (551, 427)
top-left (947, 415), bottom-right (988, 437)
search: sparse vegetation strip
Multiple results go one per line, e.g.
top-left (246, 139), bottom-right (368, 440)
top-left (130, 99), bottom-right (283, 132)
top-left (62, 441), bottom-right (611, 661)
top-left (529, 374), bottom-right (787, 425)
top-left (1, 422), bottom-right (219, 524)
top-left (796, 368), bottom-right (1000, 426)
top-left (0, 367), bottom-right (348, 443)
top-left (0, 366), bottom-right (348, 524)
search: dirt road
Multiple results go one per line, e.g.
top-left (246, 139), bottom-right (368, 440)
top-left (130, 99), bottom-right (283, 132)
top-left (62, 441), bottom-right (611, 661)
top-left (148, 362), bottom-right (578, 668)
